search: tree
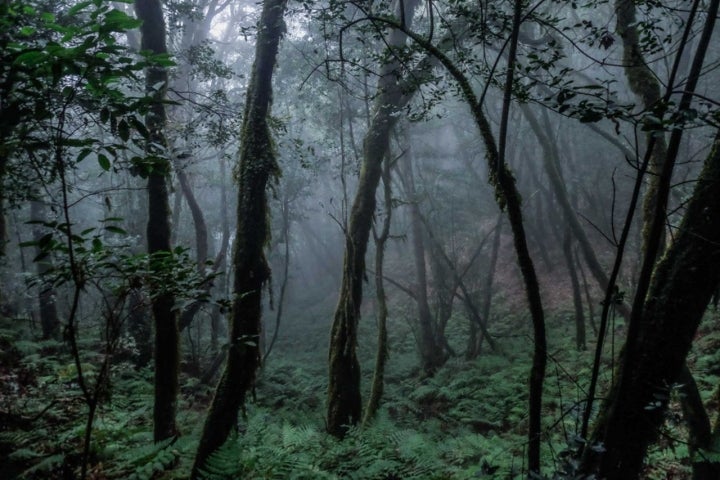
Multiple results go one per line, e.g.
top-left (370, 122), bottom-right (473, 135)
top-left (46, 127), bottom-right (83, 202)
top-left (363, 154), bottom-right (393, 425)
top-left (192, 0), bottom-right (288, 473)
top-left (397, 139), bottom-right (447, 374)
top-left (579, 0), bottom-right (720, 472)
top-left (357, 0), bottom-right (548, 470)
top-left (30, 197), bottom-right (59, 340)
top-left (580, 129), bottom-right (720, 478)
top-left (135, 0), bottom-right (180, 442)
top-left (327, 0), bottom-right (422, 438)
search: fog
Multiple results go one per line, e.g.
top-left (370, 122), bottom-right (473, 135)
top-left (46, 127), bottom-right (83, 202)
top-left (2, 0), bottom-right (719, 478)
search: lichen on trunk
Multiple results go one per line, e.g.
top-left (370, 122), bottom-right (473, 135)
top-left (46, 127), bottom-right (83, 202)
top-left (580, 132), bottom-right (720, 478)
top-left (191, 0), bottom-right (287, 473)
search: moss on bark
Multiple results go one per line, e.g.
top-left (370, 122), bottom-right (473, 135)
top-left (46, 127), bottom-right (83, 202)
top-left (191, 0), bottom-right (287, 474)
top-left (581, 132), bottom-right (720, 478)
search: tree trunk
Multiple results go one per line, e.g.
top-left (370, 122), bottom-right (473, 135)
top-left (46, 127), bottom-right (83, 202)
top-left (127, 289), bottom-right (152, 368)
top-left (135, 0), bottom-right (179, 442)
top-left (30, 199), bottom-right (60, 340)
top-left (399, 142), bottom-right (445, 375)
top-left (363, 157), bottom-right (392, 425)
top-left (580, 132), bottom-right (720, 478)
top-left (477, 214), bottom-right (503, 355)
top-left (563, 228), bottom-right (586, 350)
top-left (177, 168), bottom-right (208, 270)
top-left (191, 0), bottom-right (286, 473)
top-left (615, 0), bottom-right (668, 251)
top-left (399, 3), bottom-right (546, 469)
top-left (327, 0), bottom-right (421, 438)
top-left (263, 194), bottom-right (290, 363)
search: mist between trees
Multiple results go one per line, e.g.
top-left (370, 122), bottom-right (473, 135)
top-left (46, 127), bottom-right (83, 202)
top-left (1, 0), bottom-right (720, 478)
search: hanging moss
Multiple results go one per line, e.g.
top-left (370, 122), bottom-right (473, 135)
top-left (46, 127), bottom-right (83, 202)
top-left (192, 0), bottom-right (288, 475)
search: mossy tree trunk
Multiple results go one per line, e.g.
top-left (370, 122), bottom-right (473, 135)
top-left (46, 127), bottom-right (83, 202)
top-left (191, 0), bottom-right (287, 474)
top-left (580, 2), bottom-right (719, 473)
top-left (579, 132), bottom-right (720, 478)
top-left (615, 0), bottom-right (667, 251)
top-left (379, 2), bottom-right (546, 469)
top-left (135, 0), bottom-right (179, 442)
top-left (363, 156), bottom-right (392, 425)
top-left (327, 0), bottom-right (420, 438)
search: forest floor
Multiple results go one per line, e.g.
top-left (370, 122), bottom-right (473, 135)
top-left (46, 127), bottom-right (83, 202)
top-left (1, 300), bottom-right (718, 479)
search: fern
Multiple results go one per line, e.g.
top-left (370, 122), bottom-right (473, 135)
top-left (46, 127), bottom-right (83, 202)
top-left (101, 436), bottom-right (186, 480)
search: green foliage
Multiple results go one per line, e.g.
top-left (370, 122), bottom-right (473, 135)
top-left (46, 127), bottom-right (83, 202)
top-left (20, 216), bottom-right (220, 315)
top-left (0, 0), bottom-right (176, 197)
top-left (0, 320), bottom-right (199, 479)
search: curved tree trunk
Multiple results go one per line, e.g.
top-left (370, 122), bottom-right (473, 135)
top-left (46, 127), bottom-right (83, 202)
top-left (326, 0), bottom-right (421, 438)
top-left (191, 0), bottom-right (287, 473)
top-left (135, 0), bottom-right (179, 442)
top-left (615, 0), bottom-right (668, 251)
top-left (389, 0), bottom-right (546, 469)
top-left (580, 131), bottom-right (720, 478)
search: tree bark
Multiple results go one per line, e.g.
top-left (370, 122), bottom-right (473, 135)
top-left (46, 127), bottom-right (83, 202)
top-left (263, 193), bottom-right (290, 363)
top-left (580, 131), bottom-right (720, 478)
top-left (30, 199), bottom-right (60, 340)
top-left (135, 0), bottom-right (179, 442)
top-left (615, 0), bottom-right (668, 251)
top-left (0, 156), bottom-right (5, 258)
top-left (563, 227), bottom-right (586, 350)
top-left (399, 142), bottom-right (446, 375)
top-left (476, 214), bottom-right (503, 355)
top-left (387, 2), bottom-right (547, 470)
top-left (363, 156), bottom-right (392, 425)
top-left (326, 0), bottom-right (421, 438)
top-left (191, 0), bottom-right (286, 473)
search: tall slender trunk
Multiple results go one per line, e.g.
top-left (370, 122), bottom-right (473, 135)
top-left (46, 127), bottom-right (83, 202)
top-left (476, 214), bottom-right (503, 355)
top-left (263, 194), bottom-right (290, 363)
top-left (192, 0), bottom-right (287, 473)
top-left (563, 228), bottom-right (585, 350)
top-left (135, 0), bottom-right (179, 442)
top-left (0, 156), bottom-right (5, 258)
top-left (399, 141), bottom-right (445, 374)
top-left (394, 1), bottom-right (545, 469)
top-left (327, 0), bottom-right (421, 438)
top-left (363, 157), bottom-right (393, 425)
top-left (30, 198), bottom-right (60, 340)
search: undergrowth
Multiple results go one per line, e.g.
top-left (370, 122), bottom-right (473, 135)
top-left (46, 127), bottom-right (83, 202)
top-left (2, 309), bottom-right (718, 478)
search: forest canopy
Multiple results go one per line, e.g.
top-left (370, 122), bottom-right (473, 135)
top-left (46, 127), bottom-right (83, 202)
top-left (1, 0), bottom-right (720, 478)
